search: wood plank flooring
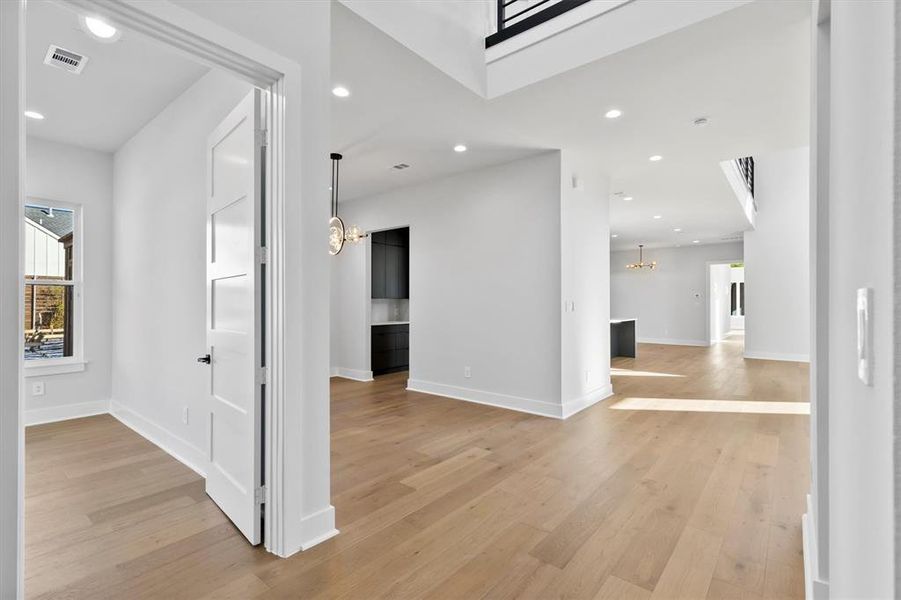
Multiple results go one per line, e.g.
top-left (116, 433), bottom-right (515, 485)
top-left (26, 333), bottom-right (808, 598)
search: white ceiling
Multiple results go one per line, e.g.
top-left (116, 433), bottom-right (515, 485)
top-left (332, 0), bottom-right (810, 250)
top-left (26, 1), bottom-right (208, 153)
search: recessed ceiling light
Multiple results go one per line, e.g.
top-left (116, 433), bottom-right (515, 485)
top-left (653, 215), bottom-right (662, 220)
top-left (611, 233), bottom-right (618, 238)
top-left (673, 227), bottom-right (682, 232)
top-left (692, 240), bottom-right (700, 244)
top-left (605, 109), bottom-right (622, 119)
top-left (649, 155), bottom-right (663, 162)
top-left (454, 144), bottom-right (467, 153)
top-left (24, 111), bottom-right (44, 120)
top-left (623, 196), bottom-right (633, 202)
top-left (82, 16), bottom-right (120, 41)
top-left (332, 86), bottom-right (350, 98)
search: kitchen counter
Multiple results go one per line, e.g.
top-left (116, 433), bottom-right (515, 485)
top-left (372, 321), bottom-right (410, 326)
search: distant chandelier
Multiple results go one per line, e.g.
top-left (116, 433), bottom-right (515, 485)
top-left (626, 244), bottom-right (657, 270)
top-left (329, 152), bottom-right (367, 256)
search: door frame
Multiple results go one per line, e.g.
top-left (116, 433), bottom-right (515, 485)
top-left (365, 224), bottom-right (412, 380)
top-left (0, 2), bottom-right (305, 591)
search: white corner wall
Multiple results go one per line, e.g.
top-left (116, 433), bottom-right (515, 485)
top-left (743, 146), bottom-right (810, 362)
top-left (560, 151), bottom-right (612, 417)
top-left (826, 0), bottom-right (895, 596)
top-left (112, 70), bottom-right (252, 474)
top-left (610, 242), bottom-right (743, 346)
top-left (24, 138), bottom-right (113, 425)
top-left (332, 153), bottom-right (565, 417)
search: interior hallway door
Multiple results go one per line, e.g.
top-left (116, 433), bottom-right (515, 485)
top-left (203, 89), bottom-right (265, 545)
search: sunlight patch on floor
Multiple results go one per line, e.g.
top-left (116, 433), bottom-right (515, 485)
top-left (610, 396), bottom-right (810, 415)
top-left (611, 368), bottom-right (686, 378)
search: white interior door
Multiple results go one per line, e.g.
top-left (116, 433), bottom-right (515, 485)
top-left (205, 90), bottom-right (264, 545)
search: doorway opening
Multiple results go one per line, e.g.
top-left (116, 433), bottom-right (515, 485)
top-left (15, 0), bottom-right (296, 594)
top-left (708, 260), bottom-right (745, 350)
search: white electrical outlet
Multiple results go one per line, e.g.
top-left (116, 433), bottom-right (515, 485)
top-left (464, 366), bottom-right (471, 378)
top-left (32, 382), bottom-right (44, 396)
top-left (182, 406), bottom-right (189, 425)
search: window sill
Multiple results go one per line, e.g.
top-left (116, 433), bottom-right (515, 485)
top-left (24, 359), bottom-right (87, 377)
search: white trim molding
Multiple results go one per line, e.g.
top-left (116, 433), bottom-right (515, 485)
top-left (293, 505), bottom-right (338, 553)
top-left (407, 379), bottom-right (611, 420)
top-left (23, 359), bottom-right (87, 377)
top-left (561, 383), bottom-right (614, 419)
top-left (0, 2), bottom-right (25, 596)
top-left (24, 400), bottom-right (107, 426)
top-left (330, 367), bottom-right (374, 382)
top-left (803, 494), bottom-right (830, 599)
top-left (110, 400), bottom-right (207, 478)
top-left (744, 350), bottom-right (810, 363)
top-left (407, 379), bottom-right (564, 418)
top-left (638, 337), bottom-right (710, 347)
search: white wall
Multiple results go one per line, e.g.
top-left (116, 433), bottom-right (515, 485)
top-left (560, 151), bottom-right (612, 416)
top-left (112, 70), bottom-right (252, 473)
top-left (24, 138), bottom-right (113, 424)
top-left (743, 146), bottom-right (810, 362)
top-left (332, 153), bottom-right (566, 417)
top-left (339, 0), bottom-right (491, 96)
top-left (610, 242), bottom-right (743, 346)
top-left (826, 1), bottom-right (895, 596)
top-left (709, 263), bottom-right (732, 344)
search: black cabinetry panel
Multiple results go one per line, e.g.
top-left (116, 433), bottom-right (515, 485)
top-left (371, 323), bottom-right (409, 376)
top-left (371, 228), bottom-right (409, 299)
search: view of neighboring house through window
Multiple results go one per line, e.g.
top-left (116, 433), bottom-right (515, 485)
top-left (24, 203), bottom-right (77, 360)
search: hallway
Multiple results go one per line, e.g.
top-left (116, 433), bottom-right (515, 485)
top-left (25, 341), bottom-right (808, 598)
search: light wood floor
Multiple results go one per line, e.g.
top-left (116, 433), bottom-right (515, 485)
top-left (26, 333), bottom-right (809, 599)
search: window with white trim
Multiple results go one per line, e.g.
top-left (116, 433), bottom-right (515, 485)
top-left (24, 201), bottom-right (80, 363)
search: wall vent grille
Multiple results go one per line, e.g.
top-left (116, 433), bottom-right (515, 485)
top-left (43, 45), bottom-right (88, 74)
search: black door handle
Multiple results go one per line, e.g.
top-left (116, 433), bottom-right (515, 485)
top-left (196, 354), bottom-right (211, 364)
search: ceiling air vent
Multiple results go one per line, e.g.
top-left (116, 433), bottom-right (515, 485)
top-left (43, 45), bottom-right (89, 74)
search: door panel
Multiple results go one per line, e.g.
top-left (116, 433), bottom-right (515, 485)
top-left (205, 90), bottom-right (263, 545)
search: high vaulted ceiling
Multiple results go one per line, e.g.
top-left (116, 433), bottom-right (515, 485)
top-left (332, 0), bottom-right (810, 250)
top-left (26, 1), bottom-right (208, 153)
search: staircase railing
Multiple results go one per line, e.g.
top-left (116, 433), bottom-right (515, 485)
top-left (486, 0), bottom-right (593, 48)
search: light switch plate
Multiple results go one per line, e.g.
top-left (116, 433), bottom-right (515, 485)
top-left (857, 287), bottom-right (874, 386)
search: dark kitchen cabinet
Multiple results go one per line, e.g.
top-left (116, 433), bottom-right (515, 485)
top-left (371, 228), bottom-right (408, 299)
top-left (371, 323), bottom-right (409, 375)
top-left (371, 240), bottom-right (387, 298)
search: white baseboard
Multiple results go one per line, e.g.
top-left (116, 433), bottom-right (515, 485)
top-left (109, 400), bottom-right (207, 478)
top-left (638, 337), bottom-right (709, 347)
top-left (283, 505), bottom-right (338, 556)
top-left (330, 367), bottom-right (374, 382)
top-left (407, 379), bottom-right (564, 419)
top-left (744, 350), bottom-right (810, 363)
top-left (24, 399), bottom-right (109, 426)
top-left (561, 383), bottom-right (614, 419)
top-left (802, 494), bottom-right (829, 599)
